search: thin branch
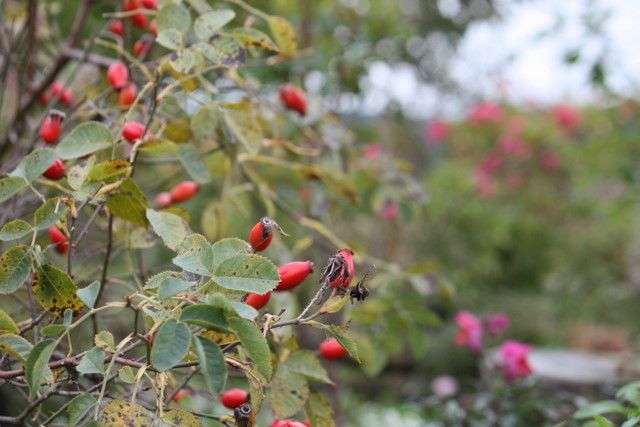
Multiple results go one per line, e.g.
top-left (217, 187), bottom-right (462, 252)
top-left (93, 213), bottom-right (114, 334)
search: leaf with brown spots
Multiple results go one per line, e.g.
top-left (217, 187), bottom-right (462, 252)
top-left (99, 399), bottom-right (152, 427)
top-left (161, 409), bottom-right (203, 426)
top-left (268, 15), bottom-right (298, 58)
top-left (33, 264), bottom-right (85, 316)
top-left (213, 253), bottom-right (279, 294)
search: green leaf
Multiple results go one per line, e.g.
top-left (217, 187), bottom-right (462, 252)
top-left (106, 178), bottom-right (150, 227)
top-left (193, 336), bottom-right (227, 394)
top-left (210, 238), bottom-right (251, 266)
top-left (327, 325), bottom-right (360, 362)
top-left (95, 331), bottom-right (115, 352)
top-left (617, 382), bottom-right (640, 406)
top-left (287, 351), bottom-right (333, 384)
top-left (0, 245), bottom-right (32, 294)
top-left (231, 301), bottom-right (258, 320)
top-left (180, 304), bottom-right (230, 332)
top-left (118, 366), bottom-right (136, 384)
top-left (158, 275), bottom-right (193, 300)
top-left (622, 416), bottom-right (640, 427)
top-left (574, 401), bottom-right (626, 419)
top-left (0, 219), bottom-right (33, 241)
top-left (222, 105), bottom-right (263, 153)
top-left (305, 391), bottom-right (336, 427)
top-left (76, 346), bottom-right (105, 374)
top-left (173, 234), bottom-right (213, 275)
top-left (161, 409), bottom-right (203, 427)
top-left (213, 254), bottom-right (279, 294)
top-left (178, 144), bottom-right (211, 184)
top-left (157, 29), bottom-right (182, 50)
top-left (594, 415), bottom-right (615, 427)
top-left (194, 10), bottom-right (235, 40)
top-left (0, 334), bottom-right (33, 361)
top-left (33, 197), bottom-right (68, 230)
top-left (25, 338), bottom-right (56, 398)
top-left (87, 160), bottom-right (131, 183)
top-left (191, 106), bottom-right (220, 145)
top-left (229, 317), bottom-right (272, 379)
top-left (33, 264), bottom-right (85, 316)
top-left (144, 271), bottom-right (182, 290)
top-left (150, 319), bottom-right (191, 372)
top-left (157, 3), bottom-right (191, 33)
top-left (18, 147), bottom-right (58, 182)
top-left (268, 15), bottom-right (298, 58)
top-left (194, 37), bottom-right (246, 67)
top-left (271, 366), bottom-right (309, 418)
top-left (0, 176), bottom-right (27, 203)
top-left (57, 122), bottom-right (113, 160)
top-left (322, 294), bottom-right (349, 314)
top-left (99, 400), bottom-right (151, 426)
top-left (227, 27), bottom-right (278, 52)
top-left (146, 209), bottom-right (190, 250)
top-left (66, 393), bottom-right (97, 426)
top-left (40, 324), bottom-right (67, 337)
top-left (138, 137), bottom-right (179, 154)
top-left (76, 280), bottom-right (100, 309)
top-left (0, 309), bottom-right (19, 333)
top-left (67, 156), bottom-right (95, 190)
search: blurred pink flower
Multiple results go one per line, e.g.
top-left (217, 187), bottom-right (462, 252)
top-left (431, 375), bottom-right (459, 398)
top-left (506, 117), bottom-right (525, 136)
top-left (426, 119), bottom-right (450, 143)
top-left (364, 144), bottom-right (383, 160)
top-left (380, 200), bottom-right (400, 220)
top-left (456, 311), bottom-right (483, 351)
top-left (479, 149), bottom-right (504, 174)
top-left (500, 340), bottom-right (533, 381)
top-left (540, 150), bottom-right (561, 171)
top-left (552, 104), bottom-right (581, 133)
top-left (505, 171), bottom-right (525, 190)
top-left (486, 313), bottom-right (510, 337)
top-left (469, 102), bottom-right (504, 125)
top-left (498, 135), bottom-right (531, 160)
top-left (473, 169), bottom-right (497, 199)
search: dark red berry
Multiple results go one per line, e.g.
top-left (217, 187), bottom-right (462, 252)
top-left (133, 38), bottom-right (152, 58)
top-left (172, 388), bottom-right (192, 403)
top-left (107, 61), bottom-right (129, 89)
top-left (220, 389), bottom-right (249, 409)
top-left (170, 181), bottom-right (199, 203)
top-left (319, 338), bottom-right (347, 360)
top-left (40, 113), bottom-right (63, 144)
top-left (279, 84), bottom-right (307, 116)
top-left (48, 226), bottom-right (69, 254)
top-left (43, 159), bottom-right (66, 180)
top-left (109, 20), bottom-right (124, 36)
top-left (249, 217), bottom-right (286, 252)
top-left (276, 261), bottom-right (313, 291)
top-left (118, 83), bottom-right (138, 109)
top-left (122, 121), bottom-right (146, 143)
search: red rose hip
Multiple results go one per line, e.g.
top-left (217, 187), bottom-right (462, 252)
top-left (40, 113), bottom-right (63, 144)
top-left (244, 292), bottom-right (271, 309)
top-left (155, 192), bottom-right (172, 209)
top-left (107, 61), bottom-right (129, 89)
top-left (279, 84), bottom-right (307, 116)
top-left (276, 261), bottom-right (314, 291)
top-left (270, 420), bottom-right (307, 427)
top-left (170, 181), bottom-right (199, 203)
top-left (108, 20), bottom-right (124, 36)
top-left (118, 83), bottom-right (138, 108)
top-left (319, 338), bottom-right (347, 360)
top-left (171, 388), bottom-right (192, 403)
top-left (122, 121), bottom-right (146, 143)
top-left (324, 249), bottom-right (355, 289)
top-left (43, 159), bottom-right (66, 180)
top-left (220, 388), bottom-right (249, 409)
top-left (249, 217), bottom-right (286, 252)
top-left (48, 226), bottom-right (69, 254)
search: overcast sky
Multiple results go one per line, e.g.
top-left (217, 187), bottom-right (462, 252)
top-left (357, 0), bottom-right (640, 119)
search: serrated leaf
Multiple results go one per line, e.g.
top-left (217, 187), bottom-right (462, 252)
top-left (227, 27), bottom-right (278, 52)
top-left (150, 319), bottom-right (191, 372)
top-left (193, 336), bottom-right (226, 394)
top-left (0, 219), bottom-right (33, 241)
top-left (99, 399), bottom-right (151, 426)
top-left (158, 275), bottom-right (193, 300)
top-left (25, 338), bottom-right (56, 398)
top-left (213, 254), bottom-right (279, 294)
top-left (67, 156), bottom-right (95, 190)
top-left (180, 304), bottom-right (230, 332)
top-left (271, 366), bottom-right (308, 418)
top-left (157, 29), bottom-right (182, 50)
top-left (210, 238), bottom-right (251, 266)
top-left (107, 178), bottom-right (150, 227)
top-left (0, 334), bottom-right (32, 361)
top-left (268, 15), bottom-right (298, 58)
top-left (77, 346), bottom-right (105, 374)
top-left (157, 3), bottom-right (191, 33)
top-left (173, 234), bottom-right (213, 275)
top-left (194, 10), bottom-right (235, 40)
top-left (87, 160), bottom-right (131, 183)
top-left (95, 331), bottom-right (115, 352)
top-left (33, 264), bottom-right (85, 316)
top-left (178, 144), bottom-right (211, 184)
top-left (40, 324), bottom-right (67, 337)
top-left (57, 122), bottom-right (113, 160)
top-left (17, 147), bottom-right (58, 182)
top-left (146, 209), bottom-right (190, 250)
top-left (0, 309), bottom-right (19, 333)
top-left (229, 317), bottom-right (272, 379)
top-left (287, 351), bottom-right (333, 384)
top-left (305, 392), bottom-right (335, 427)
top-left (145, 271), bottom-right (182, 290)
top-left (67, 393), bottom-right (97, 426)
top-left (76, 280), bottom-right (100, 309)
top-left (161, 409), bottom-right (203, 426)
top-left (0, 176), bottom-right (27, 204)
top-left (33, 197), bottom-right (68, 230)
top-left (327, 325), bottom-right (360, 362)
top-left (231, 301), bottom-right (258, 319)
top-left (0, 245), bottom-right (32, 294)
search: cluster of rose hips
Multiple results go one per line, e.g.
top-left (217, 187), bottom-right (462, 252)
top-left (38, 81), bottom-right (74, 108)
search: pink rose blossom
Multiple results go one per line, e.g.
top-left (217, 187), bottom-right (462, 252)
top-left (552, 104), bottom-right (581, 133)
top-left (473, 169), bottom-right (497, 199)
top-left (500, 340), bottom-right (533, 381)
top-left (498, 135), bottom-right (531, 160)
top-left (455, 311), bottom-right (483, 352)
top-left (486, 313), bottom-right (510, 337)
top-left (540, 150), bottom-right (561, 171)
top-left (426, 119), bottom-right (450, 143)
top-left (479, 149), bottom-right (504, 174)
top-left (469, 102), bottom-right (504, 125)
top-left (364, 144), bottom-right (383, 160)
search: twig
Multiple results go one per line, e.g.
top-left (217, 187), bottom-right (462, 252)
top-left (93, 213), bottom-right (114, 334)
